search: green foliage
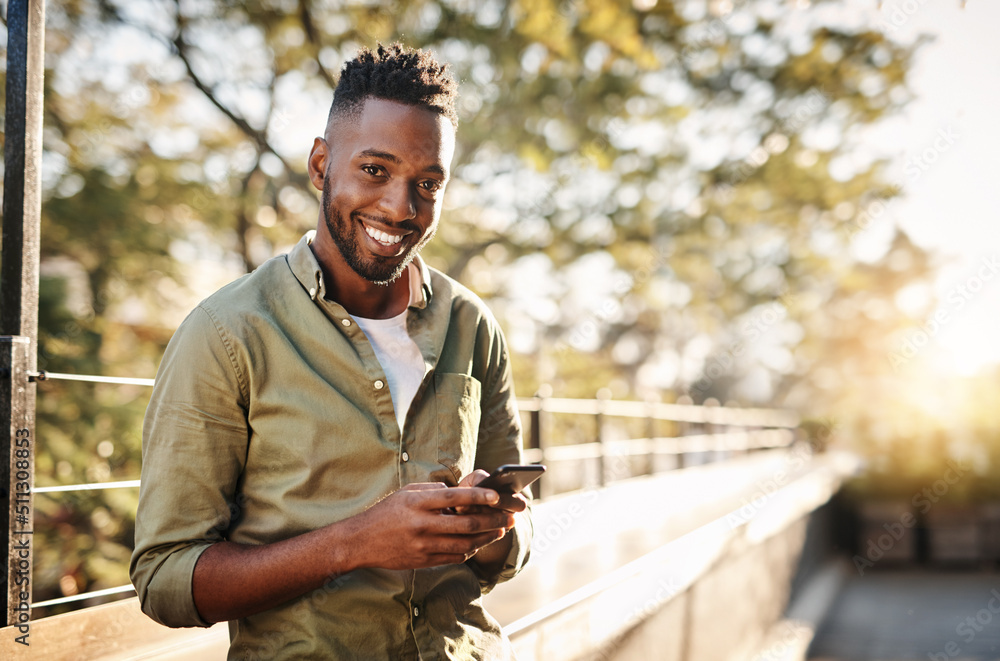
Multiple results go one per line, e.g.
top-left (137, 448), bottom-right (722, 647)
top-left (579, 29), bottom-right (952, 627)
top-left (3, 0), bottom-right (949, 611)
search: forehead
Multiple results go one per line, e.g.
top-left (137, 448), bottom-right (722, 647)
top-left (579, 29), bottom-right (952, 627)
top-left (329, 97), bottom-right (455, 169)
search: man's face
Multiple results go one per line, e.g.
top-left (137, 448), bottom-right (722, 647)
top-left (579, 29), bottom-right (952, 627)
top-left (310, 97), bottom-right (455, 286)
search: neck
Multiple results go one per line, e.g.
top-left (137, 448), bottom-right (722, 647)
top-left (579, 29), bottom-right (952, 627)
top-left (310, 235), bottom-right (411, 319)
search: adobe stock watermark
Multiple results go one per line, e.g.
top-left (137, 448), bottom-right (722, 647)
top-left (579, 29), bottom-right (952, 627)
top-left (524, 118), bottom-right (625, 219)
top-left (689, 290), bottom-right (798, 395)
top-left (723, 422), bottom-right (835, 529)
top-left (842, 124), bottom-right (959, 242)
top-left (905, 127), bottom-right (960, 182)
top-left (888, 256), bottom-right (999, 372)
top-left (840, 191), bottom-right (895, 241)
top-left (751, 620), bottom-right (813, 661)
top-left (877, 0), bottom-right (932, 34)
top-left (531, 490), bottom-right (599, 554)
top-left (717, 88), bottom-right (830, 203)
top-left (679, 0), bottom-right (753, 68)
top-left (622, 577), bottom-right (682, 629)
top-left (852, 458), bottom-right (971, 575)
top-left (557, 241), bottom-right (668, 354)
top-left (591, 576), bottom-right (683, 661)
top-left (531, 446), bottom-right (636, 553)
top-left (928, 589), bottom-right (1000, 661)
top-left (243, 571), bottom-right (354, 661)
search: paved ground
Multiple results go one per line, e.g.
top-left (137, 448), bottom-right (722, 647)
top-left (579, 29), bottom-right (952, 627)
top-left (808, 570), bottom-right (1000, 661)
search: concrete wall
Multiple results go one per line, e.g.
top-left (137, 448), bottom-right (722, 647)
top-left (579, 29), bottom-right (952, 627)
top-left (600, 517), bottom-right (807, 661)
top-left (1, 450), bottom-right (851, 661)
top-left (506, 451), bottom-right (857, 661)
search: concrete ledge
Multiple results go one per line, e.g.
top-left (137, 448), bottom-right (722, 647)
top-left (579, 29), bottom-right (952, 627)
top-left (487, 448), bottom-right (839, 624)
top-left (0, 450), bottom-right (856, 660)
top-left (0, 598), bottom-right (229, 661)
top-left (504, 452), bottom-right (859, 661)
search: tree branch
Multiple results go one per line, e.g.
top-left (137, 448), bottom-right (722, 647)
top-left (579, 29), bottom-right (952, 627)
top-left (298, 0), bottom-right (338, 90)
top-left (168, 5), bottom-right (303, 180)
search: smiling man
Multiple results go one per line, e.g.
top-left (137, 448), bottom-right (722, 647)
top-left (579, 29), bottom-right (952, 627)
top-left (130, 44), bottom-right (532, 660)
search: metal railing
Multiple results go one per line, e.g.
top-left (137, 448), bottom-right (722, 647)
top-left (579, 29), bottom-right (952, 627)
top-left (16, 369), bottom-right (799, 618)
top-left (28, 370), bottom-right (155, 387)
top-left (519, 392), bottom-right (798, 498)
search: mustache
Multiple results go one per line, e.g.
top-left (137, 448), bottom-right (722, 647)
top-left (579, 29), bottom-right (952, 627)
top-left (352, 211), bottom-right (418, 233)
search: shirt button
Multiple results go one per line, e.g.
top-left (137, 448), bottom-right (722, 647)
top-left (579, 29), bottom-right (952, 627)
top-left (374, 380), bottom-right (384, 390)
top-left (308, 287), bottom-right (317, 299)
top-left (413, 606), bottom-right (419, 617)
top-left (401, 451), bottom-right (410, 462)
top-left (341, 318), bottom-right (351, 327)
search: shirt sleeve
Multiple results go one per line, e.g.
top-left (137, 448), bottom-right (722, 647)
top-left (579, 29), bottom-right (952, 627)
top-left (129, 306), bottom-right (250, 628)
top-left (470, 322), bottom-right (534, 593)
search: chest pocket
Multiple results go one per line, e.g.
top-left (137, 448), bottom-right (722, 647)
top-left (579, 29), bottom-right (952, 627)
top-left (434, 373), bottom-right (481, 483)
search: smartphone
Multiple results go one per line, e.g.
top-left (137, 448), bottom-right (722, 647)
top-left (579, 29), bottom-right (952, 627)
top-left (477, 464), bottom-right (546, 495)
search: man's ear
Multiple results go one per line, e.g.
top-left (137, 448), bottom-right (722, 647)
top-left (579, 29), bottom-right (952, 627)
top-left (307, 137), bottom-right (328, 191)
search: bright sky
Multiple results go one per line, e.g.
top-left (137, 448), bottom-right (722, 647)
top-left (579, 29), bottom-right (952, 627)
top-left (867, 0), bottom-right (1000, 375)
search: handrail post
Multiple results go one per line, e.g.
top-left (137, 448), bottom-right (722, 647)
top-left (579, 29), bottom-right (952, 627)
top-left (596, 388), bottom-right (611, 486)
top-left (704, 397), bottom-right (722, 463)
top-left (675, 394), bottom-right (693, 470)
top-left (1, 0), bottom-right (46, 633)
top-left (644, 398), bottom-right (656, 476)
top-left (529, 385), bottom-right (550, 500)
top-left (1, 339), bottom-right (34, 634)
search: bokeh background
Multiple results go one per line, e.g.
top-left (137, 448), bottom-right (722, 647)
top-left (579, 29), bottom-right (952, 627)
top-left (2, 0), bottom-right (997, 625)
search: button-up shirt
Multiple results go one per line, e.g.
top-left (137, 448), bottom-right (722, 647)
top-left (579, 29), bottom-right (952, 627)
top-left (130, 232), bottom-right (532, 660)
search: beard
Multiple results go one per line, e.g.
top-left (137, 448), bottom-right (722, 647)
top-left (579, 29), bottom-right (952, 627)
top-left (321, 176), bottom-right (430, 286)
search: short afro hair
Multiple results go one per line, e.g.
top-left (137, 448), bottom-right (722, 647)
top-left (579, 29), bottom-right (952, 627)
top-left (328, 43), bottom-right (458, 128)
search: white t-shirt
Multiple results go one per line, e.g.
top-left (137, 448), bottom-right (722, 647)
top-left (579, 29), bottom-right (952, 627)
top-left (350, 265), bottom-right (426, 431)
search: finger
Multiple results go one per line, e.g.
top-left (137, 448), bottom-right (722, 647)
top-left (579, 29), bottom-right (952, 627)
top-left (452, 504), bottom-right (491, 515)
top-left (492, 492), bottom-right (528, 513)
top-left (434, 510), bottom-right (514, 535)
top-left (418, 486), bottom-right (500, 510)
top-left (419, 554), bottom-right (470, 567)
top-left (418, 508), bottom-right (511, 536)
top-left (401, 482), bottom-right (448, 492)
top-left (423, 536), bottom-right (502, 565)
top-left (438, 530), bottom-right (507, 554)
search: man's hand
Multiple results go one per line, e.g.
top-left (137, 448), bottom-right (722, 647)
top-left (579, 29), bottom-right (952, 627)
top-left (192, 481), bottom-right (516, 623)
top-left (343, 482), bottom-right (515, 570)
top-left (454, 470), bottom-right (529, 571)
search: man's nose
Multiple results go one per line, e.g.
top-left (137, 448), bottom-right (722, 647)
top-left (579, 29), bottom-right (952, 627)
top-left (377, 181), bottom-right (417, 222)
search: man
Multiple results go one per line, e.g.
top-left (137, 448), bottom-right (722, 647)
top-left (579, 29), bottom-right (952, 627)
top-left (130, 44), bottom-right (532, 660)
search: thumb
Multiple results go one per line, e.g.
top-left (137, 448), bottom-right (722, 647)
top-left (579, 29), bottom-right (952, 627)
top-left (458, 469), bottom-right (491, 488)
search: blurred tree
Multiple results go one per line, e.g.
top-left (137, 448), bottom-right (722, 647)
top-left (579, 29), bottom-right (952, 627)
top-left (2, 0), bottom-right (946, 611)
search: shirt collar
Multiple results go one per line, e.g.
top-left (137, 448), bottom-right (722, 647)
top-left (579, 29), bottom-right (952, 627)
top-left (288, 231), bottom-right (432, 310)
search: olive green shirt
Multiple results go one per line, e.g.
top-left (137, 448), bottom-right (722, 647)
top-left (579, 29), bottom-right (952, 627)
top-left (130, 232), bottom-right (532, 660)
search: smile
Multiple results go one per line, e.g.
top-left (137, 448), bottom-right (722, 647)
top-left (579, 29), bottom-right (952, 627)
top-left (363, 223), bottom-right (405, 247)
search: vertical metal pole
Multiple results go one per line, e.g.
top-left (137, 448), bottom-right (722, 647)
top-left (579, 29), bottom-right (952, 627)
top-left (2, 0), bottom-right (45, 339)
top-left (595, 389), bottom-right (610, 486)
top-left (527, 394), bottom-right (542, 456)
top-left (701, 397), bottom-right (719, 465)
top-left (1, 0), bottom-right (46, 632)
top-left (676, 395), bottom-right (693, 471)
top-left (645, 402), bottom-right (656, 476)
top-left (528, 391), bottom-right (545, 500)
top-left (1, 340), bottom-right (33, 634)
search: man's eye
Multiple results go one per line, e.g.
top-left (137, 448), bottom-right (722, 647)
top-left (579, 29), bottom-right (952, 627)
top-left (361, 165), bottom-right (384, 177)
top-left (419, 180), bottom-right (442, 193)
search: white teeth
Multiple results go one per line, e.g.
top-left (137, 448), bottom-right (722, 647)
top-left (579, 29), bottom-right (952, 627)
top-left (364, 224), bottom-right (403, 245)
